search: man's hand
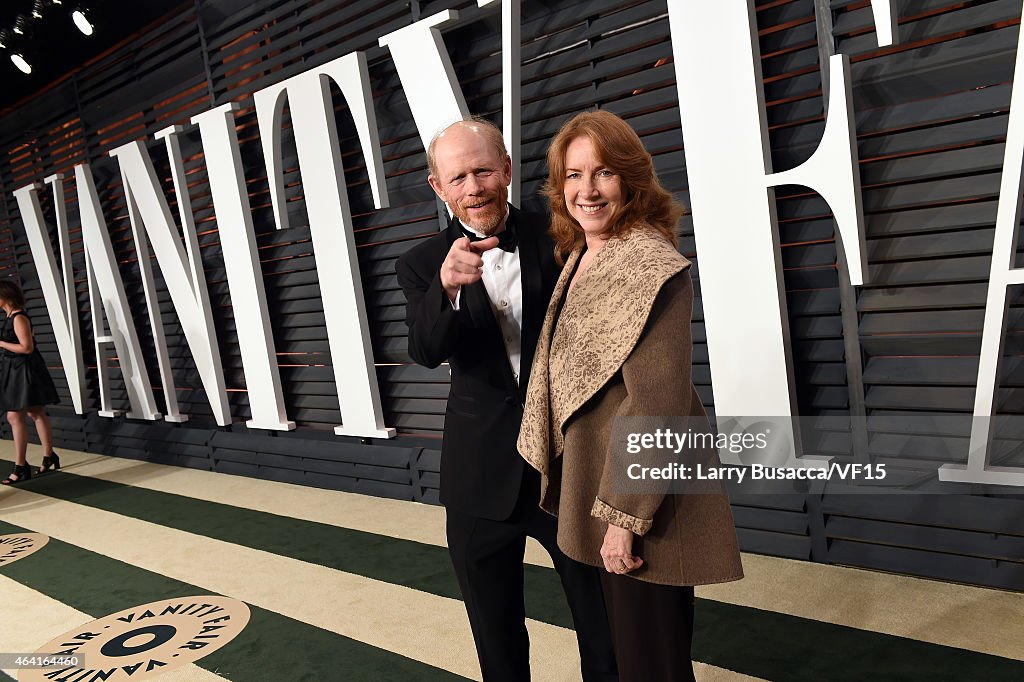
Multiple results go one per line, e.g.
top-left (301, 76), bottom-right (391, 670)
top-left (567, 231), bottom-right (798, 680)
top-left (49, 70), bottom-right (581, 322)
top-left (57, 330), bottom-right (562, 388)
top-left (600, 523), bottom-right (644, 574)
top-left (440, 236), bottom-right (500, 303)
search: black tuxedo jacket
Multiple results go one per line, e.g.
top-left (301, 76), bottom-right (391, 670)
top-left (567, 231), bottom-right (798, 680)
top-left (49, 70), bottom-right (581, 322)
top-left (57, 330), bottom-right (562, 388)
top-left (396, 205), bottom-right (561, 520)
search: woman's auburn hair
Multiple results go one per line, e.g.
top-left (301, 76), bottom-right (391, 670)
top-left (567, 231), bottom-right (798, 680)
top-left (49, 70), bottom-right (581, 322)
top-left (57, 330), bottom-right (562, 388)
top-left (542, 109), bottom-right (684, 261)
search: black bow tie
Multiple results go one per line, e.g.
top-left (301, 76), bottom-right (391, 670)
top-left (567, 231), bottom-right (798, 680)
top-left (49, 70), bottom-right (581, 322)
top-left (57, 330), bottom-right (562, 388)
top-left (461, 222), bottom-right (518, 253)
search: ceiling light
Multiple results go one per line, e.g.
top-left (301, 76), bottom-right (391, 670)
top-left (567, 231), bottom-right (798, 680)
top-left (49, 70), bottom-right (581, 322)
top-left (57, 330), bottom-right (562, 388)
top-left (11, 53), bottom-right (32, 74)
top-left (32, 1), bottom-right (44, 19)
top-left (13, 15), bottom-right (27, 35)
top-left (71, 8), bottom-right (93, 36)
top-left (0, 29), bottom-right (10, 49)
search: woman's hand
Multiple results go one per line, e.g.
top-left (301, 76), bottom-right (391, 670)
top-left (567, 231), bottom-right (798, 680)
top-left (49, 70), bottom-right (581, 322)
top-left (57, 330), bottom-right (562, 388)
top-left (600, 524), bottom-right (643, 574)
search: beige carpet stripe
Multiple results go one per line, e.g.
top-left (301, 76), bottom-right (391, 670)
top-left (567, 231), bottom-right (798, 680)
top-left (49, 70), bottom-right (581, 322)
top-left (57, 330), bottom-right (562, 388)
top-left (5, 445), bottom-right (1022, 661)
top-left (0, 444), bottom-right (556, 568)
top-left (701, 554), bottom-right (1024, 662)
top-left (0, 486), bottom-right (585, 682)
top-left (693, 663), bottom-right (766, 682)
top-left (0, 575), bottom-right (225, 681)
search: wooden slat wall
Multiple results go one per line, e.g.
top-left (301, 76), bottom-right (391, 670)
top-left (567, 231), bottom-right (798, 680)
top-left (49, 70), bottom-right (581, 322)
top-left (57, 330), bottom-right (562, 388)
top-left (0, 0), bottom-right (1020, 590)
top-left (821, 0), bottom-right (1024, 590)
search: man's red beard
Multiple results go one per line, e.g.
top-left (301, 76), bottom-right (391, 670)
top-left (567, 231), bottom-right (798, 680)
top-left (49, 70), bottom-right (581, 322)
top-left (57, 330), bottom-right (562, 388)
top-left (453, 192), bottom-right (507, 235)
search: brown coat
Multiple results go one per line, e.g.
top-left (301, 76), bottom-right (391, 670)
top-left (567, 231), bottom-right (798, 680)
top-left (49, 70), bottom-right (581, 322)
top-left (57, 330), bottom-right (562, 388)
top-left (518, 227), bottom-right (743, 586)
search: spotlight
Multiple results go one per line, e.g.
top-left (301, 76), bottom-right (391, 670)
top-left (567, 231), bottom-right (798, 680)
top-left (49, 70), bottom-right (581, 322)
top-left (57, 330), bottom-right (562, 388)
top-left (71, 7), bottom-right (94, 36)
top-left (13, 15), bottom-right (28, 35)
top-left (32, 0), bottom-right (63, 17)
top-left (0, 29), bottom-right (10, 49)
top-left (11, 53), bottom-right (32, 74)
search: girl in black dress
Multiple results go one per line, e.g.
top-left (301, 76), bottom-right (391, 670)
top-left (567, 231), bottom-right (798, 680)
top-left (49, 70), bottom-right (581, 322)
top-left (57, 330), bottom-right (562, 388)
top-left (0, 280), bottom-right (60, 485)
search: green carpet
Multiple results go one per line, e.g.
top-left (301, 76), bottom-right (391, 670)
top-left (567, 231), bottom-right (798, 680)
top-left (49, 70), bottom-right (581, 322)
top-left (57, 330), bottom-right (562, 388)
top-left (0, 518), bottom-right (469, 681)
top-left (5, 471), bottom-right (1023, 681)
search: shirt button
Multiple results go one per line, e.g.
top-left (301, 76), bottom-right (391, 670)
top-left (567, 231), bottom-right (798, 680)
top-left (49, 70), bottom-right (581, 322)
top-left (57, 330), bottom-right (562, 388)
top-left (500, 300), bottom-right (508, 308)
top-left (496, 264), bottom-right (502, 270)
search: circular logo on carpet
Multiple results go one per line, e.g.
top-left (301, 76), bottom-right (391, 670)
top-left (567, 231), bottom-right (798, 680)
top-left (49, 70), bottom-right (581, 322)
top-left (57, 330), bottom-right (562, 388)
top-left (0, 532), bottom-right (48, 567)
top-left (20, 596), bottom-right (250, 681)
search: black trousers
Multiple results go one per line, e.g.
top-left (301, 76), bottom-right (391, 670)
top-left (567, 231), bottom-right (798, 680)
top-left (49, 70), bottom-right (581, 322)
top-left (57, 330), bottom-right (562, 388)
top-left (446, 468), bottom-right (618, 682)
top-left (599, 571), bottom-right (696, 682)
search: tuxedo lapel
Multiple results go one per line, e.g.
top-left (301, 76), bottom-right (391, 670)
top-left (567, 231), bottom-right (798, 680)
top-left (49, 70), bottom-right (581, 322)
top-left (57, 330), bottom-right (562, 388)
top-left (514, 208), bottom-right (546, 399)
top-left (447, 215), bottom-right (514, 389)
top-left (462, 278), bottom-right (499, 335)
top-left (448, 207), bottom-right (551, 398)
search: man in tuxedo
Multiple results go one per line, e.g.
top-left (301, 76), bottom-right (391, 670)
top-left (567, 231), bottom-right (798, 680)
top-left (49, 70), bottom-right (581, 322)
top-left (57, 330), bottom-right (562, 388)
top-left (396, 119), bottom-right (617, 682)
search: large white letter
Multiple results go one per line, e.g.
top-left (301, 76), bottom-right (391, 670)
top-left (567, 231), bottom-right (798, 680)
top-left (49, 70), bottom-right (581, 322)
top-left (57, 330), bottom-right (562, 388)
top-left (13, 176), bottom-right (86, 413)
top-left (668, 1), bottom-right (866, 465)
top-left (109, 133), bottom-right (230, 426)
top-left (378, 11), bottom-right (469, 155)
top-left (380, 7), bottom-right (525, 209)
top-left (192, 103), bottom-right (295, 431)
top-left (77, 164), bottom-right (162, 420)
top-left (477, 0), bottom-right (521, 204)
top-left (253, 52), bottom-right (395, 438)
top-left (870, 0), bottom-right (899, 47)
top-left (939, 13), bottom-right (1024, 487)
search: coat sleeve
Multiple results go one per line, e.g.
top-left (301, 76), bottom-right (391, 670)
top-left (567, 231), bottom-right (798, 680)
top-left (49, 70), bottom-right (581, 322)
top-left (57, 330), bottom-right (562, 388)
top-left (591, 270), bottom-right (695, 536)
top-left (395, 248), bottom-right (462, 369)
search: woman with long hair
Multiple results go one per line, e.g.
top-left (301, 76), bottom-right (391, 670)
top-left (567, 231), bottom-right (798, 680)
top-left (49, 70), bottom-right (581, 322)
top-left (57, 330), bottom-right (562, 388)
top-left (518, 110), bottom-right (743, 681)
top-left (0, 280), bottom-right (60, 485)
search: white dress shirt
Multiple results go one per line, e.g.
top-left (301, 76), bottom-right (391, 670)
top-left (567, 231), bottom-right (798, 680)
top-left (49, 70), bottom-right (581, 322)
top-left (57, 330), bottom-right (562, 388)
top-left (453, 219), bottom-right (523, 384)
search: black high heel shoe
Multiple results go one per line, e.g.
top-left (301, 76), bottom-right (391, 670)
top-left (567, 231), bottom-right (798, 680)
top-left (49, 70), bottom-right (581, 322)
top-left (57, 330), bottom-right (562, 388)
top-left (2, 463), bottom-right (32, 485)
top-left (38, 452), bottom-right (60, 474)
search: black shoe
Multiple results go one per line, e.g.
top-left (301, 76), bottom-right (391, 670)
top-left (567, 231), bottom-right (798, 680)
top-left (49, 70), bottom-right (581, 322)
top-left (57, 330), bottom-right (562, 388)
top-left (2, 464), bottom-right (32, 485)
top-left (38, 452), bottom-right (60, 474)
